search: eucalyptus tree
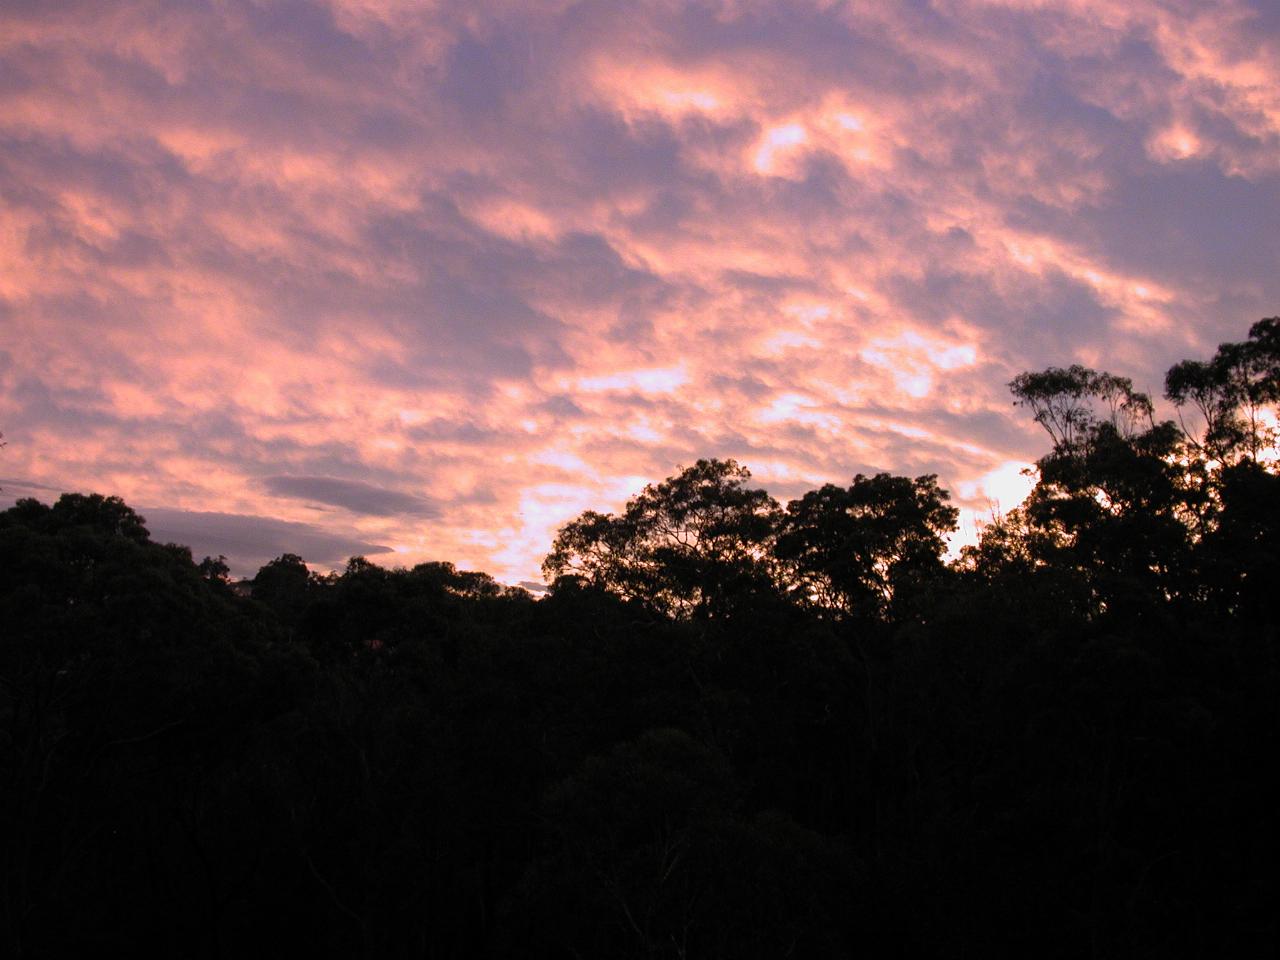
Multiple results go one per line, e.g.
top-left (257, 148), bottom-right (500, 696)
top-left (543, 459), bottom-right (782, 619)
top-left (773, 473), bottom-right (958, 623)
top-left (1009, 365), bottom-right (1191, 617)
top-left (1165, 316), bottom-right (1280, 464)
top-left (1164, 318), bottom-right (1280, 617)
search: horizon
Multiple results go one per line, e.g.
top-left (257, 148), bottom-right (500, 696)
top-left (1, 456), bottom-right (1034, 584)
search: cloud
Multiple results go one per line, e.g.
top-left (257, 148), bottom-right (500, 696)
top-left (141, 506), bottom-right (393, 577)
top-left (1, 0), bottom-right (1278, 585)
top-left (0, 477), bottom-right (62, 493)
top-left (1, 475), bottom-right (391, 576)
top-left (261, 474), bottom-right (439, 517)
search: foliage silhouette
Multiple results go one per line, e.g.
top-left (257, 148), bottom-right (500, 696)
top-left (775, 473), bottom-right (958, 623)
top-left (543, 458), bottom-right (782, 619)
top-left (1, 321), bottom-right (1276, 957)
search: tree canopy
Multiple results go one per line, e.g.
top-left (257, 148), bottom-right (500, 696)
top-left (543, 458), bottom-right (782, 619)
top-left (1, 320), bottom-right (1275, 958)
top-left (774, 473), bottom-right (957, 622)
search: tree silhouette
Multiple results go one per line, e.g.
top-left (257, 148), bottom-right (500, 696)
top-left (1166, 317), bottom-right (1280, 463)
top-left (544, 459), bottom-right (782, 619)
top-left (774, 473), bottom-right (957, 623)
top-left (250, 553), bottom-right (315, 629)
top-left (1, 320), bottom-right (1275, 957)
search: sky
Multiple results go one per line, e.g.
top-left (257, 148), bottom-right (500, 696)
top-left (2, 0), bottom-right (1279, 586)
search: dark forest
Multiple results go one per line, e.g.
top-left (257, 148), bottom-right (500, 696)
top-left (2, 321), bottom-right (1276, 958)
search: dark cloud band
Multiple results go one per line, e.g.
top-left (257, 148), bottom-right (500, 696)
top-left (261, 475), bottom-right (439, 518)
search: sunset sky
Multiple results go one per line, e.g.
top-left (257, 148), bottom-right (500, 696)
top-left (3, 0), bottom-right (1279, 586)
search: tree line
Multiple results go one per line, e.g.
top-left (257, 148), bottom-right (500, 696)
top-left (1, 320), bottom-right (1275, 957)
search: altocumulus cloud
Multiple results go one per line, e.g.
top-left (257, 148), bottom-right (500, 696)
top-left (262, 475), bottom-right (439, 519)
top-left (1, 477), bottom-right (393, 576)
top-left (1, 0), bottom-right (1278, 584)
top-left (141, 508), bottom-right (391, 577)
